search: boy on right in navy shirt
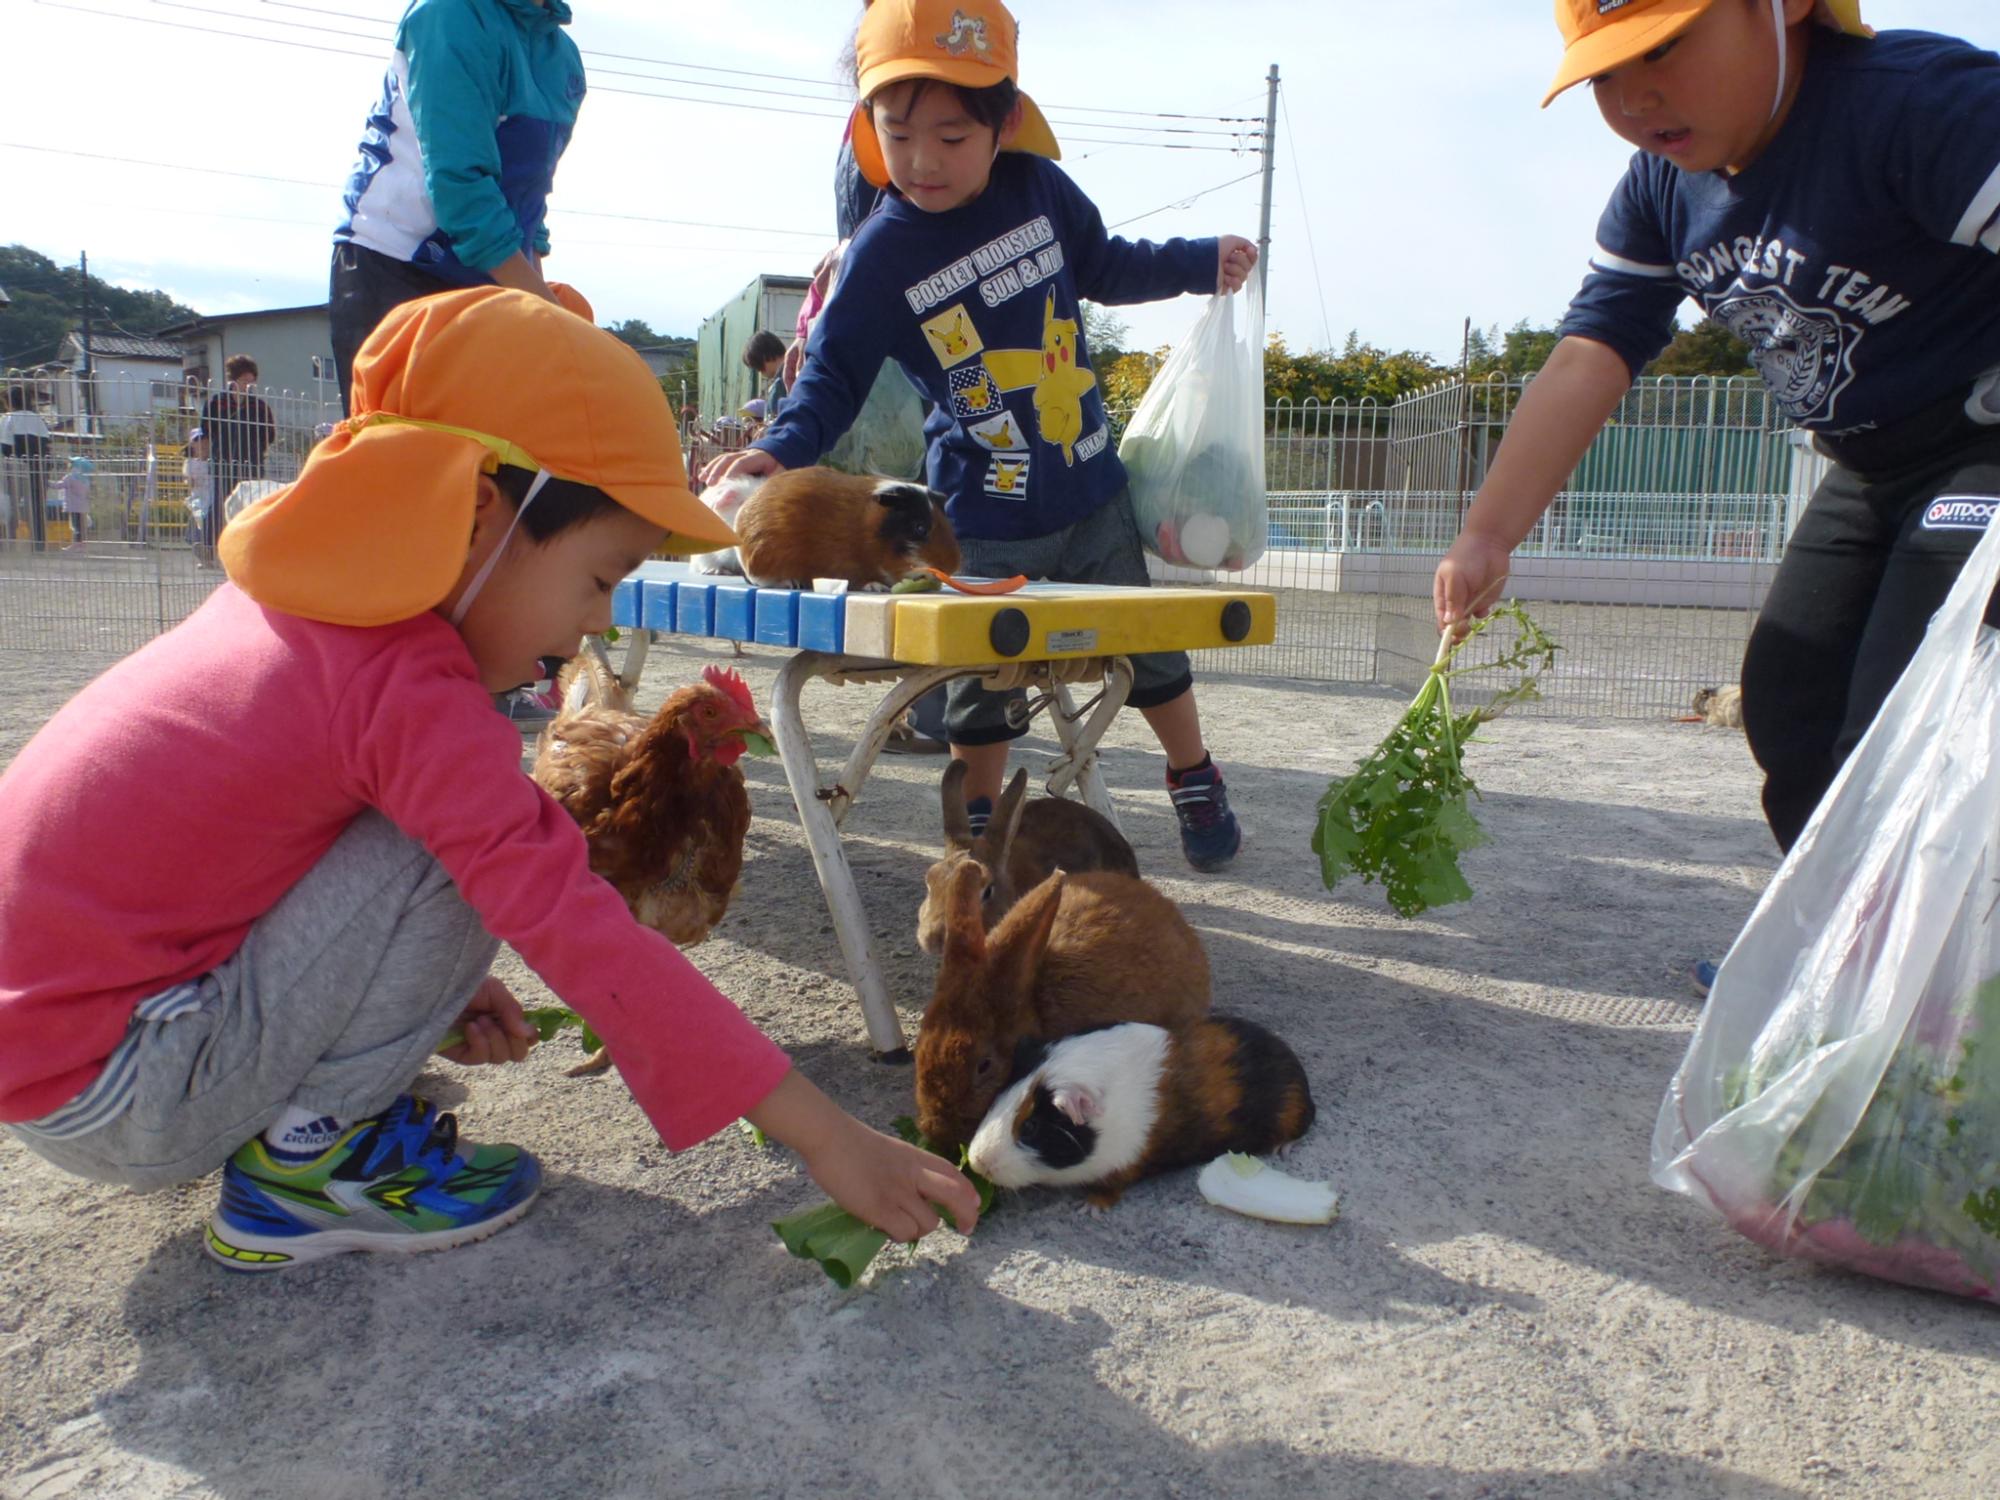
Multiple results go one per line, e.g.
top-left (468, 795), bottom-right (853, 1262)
top-left (1436, 0), bottom-right (2000, 903)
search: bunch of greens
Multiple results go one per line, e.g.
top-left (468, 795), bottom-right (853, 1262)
top-left (1312, 601), bottom-right (1558, 917)
top-left (1727, 973), bottom-right (2000, 1289)
top-left (771, 1117), bottom-right (996, 1289)
top-left (435, 1004), bottom-right (601, 1061)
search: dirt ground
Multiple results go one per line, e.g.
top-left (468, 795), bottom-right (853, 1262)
top-left (1, 634), bottom-right (1994, 1500)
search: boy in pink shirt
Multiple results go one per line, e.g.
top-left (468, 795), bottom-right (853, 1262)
top-left (0, 287), bottom-right (979, 1271)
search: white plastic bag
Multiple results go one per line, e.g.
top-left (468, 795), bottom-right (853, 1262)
top-left (1652, 513), bottom-right (2000, 1301)
top-left (1117, 278), bottom-right (1267, 571)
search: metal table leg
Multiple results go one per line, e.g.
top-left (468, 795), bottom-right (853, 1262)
top-left (1043, 657), bottom-right (1133, 827)
top-left (767, 651), bottom-right (1140, 1061)
top-left (770, 651), bottom-right (910, 1060)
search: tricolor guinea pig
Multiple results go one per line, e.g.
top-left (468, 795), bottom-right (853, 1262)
top-left (966, 1017), bottom-right (1316, 1209)
top-left (728, 467), bottom-right (960, 590)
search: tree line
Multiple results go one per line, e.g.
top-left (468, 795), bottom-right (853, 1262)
top-left (1088, 306), bottom-right (1757, 413)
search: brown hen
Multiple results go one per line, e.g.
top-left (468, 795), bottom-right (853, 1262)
top-left (531, 658), bottom-right (771, 1073)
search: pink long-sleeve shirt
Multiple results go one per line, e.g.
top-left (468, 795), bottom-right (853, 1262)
top-left (0, 584), bottom-right (791, 1147)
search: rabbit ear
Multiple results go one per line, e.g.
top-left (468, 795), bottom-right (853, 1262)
top-left (987, 768), bottom-right (1029, 856)
top-left (940, 858), bottom-right (989, 966)
top-left (983, 869), bottom-right (1065, 1014)
top-left (940, 759), bottom-right (972, 847)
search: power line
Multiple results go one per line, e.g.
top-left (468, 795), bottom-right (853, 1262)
top-left (1106, 169), bottom-right (1264, 230)
top-left (1279, 90), bottom-right (1334, 351)
top-left (57, 197), bottom-right (812, 257)
top-left (46, 1), bottom-right (1272, 149)
top-left (0, 141), bottom-right (833, 237)
top-left (242, 0), bottom-right (1262, 139)
top-left (251, 0), bottom-right (1267, 123)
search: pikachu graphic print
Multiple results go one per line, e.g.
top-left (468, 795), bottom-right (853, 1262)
top-left (753, 153), bottom-right (1217, 539)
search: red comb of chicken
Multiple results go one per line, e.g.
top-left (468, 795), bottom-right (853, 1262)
top-left (701, 664), bottom-right (758, 718)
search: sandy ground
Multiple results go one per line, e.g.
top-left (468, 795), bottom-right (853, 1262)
top-left (0, 634), bottom-right (1994, 1500)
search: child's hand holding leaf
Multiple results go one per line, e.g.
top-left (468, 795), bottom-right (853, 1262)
top-left (436, 980), bottom-right (559, 1065)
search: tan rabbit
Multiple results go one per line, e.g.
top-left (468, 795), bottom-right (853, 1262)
top-left (914, 863), bottom-right (1211, 1153)
top-left (915, 761), bottom-right (1139, 956)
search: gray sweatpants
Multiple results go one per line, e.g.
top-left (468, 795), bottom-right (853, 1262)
top-left (11, 812), bottom-right (498, 1191)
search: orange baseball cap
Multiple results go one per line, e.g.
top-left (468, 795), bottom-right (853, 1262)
top-left (1543, 0), bottom-right (1871, 108)
top-left (848, 0), bottom-right (1062, 191)
top-left (222, 286), bottom-right (736, 627)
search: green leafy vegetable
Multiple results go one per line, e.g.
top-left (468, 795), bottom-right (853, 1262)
top-left (771, 1204), bottom-right (889, 1291)
top-left (770, 1116), bottom-right (995, 1287)
top-left (1312, 601), bottom-right (1557, 916)
top-left (435, 1004), bottom-right (599, 1058)
top-left (1735, 973), bottom-right (2000, 1289)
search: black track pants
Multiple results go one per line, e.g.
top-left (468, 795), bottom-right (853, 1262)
top-left (1743, 421), bottom-right (2000, 853)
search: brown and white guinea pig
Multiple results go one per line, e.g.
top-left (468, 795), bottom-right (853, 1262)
top-left (966, 1017), bottom-right (1316, 1210)
top-left (915, 864), bottom-right (1211, 1156)
top-left (726, 466), bottom-right (961, 590)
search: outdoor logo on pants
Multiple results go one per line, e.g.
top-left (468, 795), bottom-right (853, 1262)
top-left (1921, 496), bottom-right (1999, 531)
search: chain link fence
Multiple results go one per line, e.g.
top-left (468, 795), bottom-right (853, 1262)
top-left (1132, 373), bottom-right (1817, 719)
top-left (2, 366), bottom-right (1814, 719)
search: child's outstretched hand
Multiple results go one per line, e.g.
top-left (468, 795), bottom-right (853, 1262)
top-left (701, 446), bottom-right (784, 488)
top-left (1433, 528), bottom-right (1513, 636)
top-left (440, 976), bottom-right (539, 1066)
top-left (748, 1070), bottom-right (980, 1241)
top-left (1217, 235), bottom-right (1259, 294)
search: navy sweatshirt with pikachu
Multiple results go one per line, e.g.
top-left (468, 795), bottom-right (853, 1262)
top-left (753, 154), bottom-right (1218, 542)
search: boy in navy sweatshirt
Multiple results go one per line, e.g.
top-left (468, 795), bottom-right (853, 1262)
top-left (705, 0), bottom-right (1258, 872)
top-left (1436, 0), bottom-right (2000, 858)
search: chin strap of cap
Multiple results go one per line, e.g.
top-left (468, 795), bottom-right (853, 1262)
top-left (448, 468), bottom-right (553, 627)
top-left (1768, 0), bottom-right (1790, 122)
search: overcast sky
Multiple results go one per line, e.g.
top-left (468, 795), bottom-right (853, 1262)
top-left (5, 0), bottom-right (1997, 371)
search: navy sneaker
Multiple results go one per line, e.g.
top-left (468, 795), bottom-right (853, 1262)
top-left (1691, 959), bottom-right (1719, 999)
top-left (1169, 762), bottom-right (1241, 872)
top-left (205, 1095), bottom-right (540, 1272)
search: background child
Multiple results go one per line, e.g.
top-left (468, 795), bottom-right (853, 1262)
top-left (741, 330), bottom-right (788, 417)
top-left (183, 426), bottom-right (213, 566)
top-left (329, 0), bottom-right (587, 411)
top-left (0, 288), bottom-right (978, 1271)
top-left (705, 0), bottom-right (1259, 872)
top-left (1434, 0), bottom-right (2000, 882)
top-left (54, 455), bottom-right (92, 553)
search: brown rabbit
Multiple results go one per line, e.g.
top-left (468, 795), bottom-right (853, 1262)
top-left (914, 863), bottom-right (1211, 1153)
top-left (731, 467), bottom-right (961, 590)
top-left (915, 761), bottom-right (1139, 956)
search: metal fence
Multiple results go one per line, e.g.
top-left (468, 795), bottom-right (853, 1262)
top-left (1123, 373), bottom-right (1811, 719)
top-left (1, 367), bottom-right (1809, 719)
top-left (1, 370), bottom-right (337, 653)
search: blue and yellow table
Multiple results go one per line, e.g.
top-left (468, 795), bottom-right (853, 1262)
top-left (608, 562), bottom-right (1274, 1059)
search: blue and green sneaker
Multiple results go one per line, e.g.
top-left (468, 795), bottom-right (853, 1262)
top-left (205, 1095), bottom-right (540, 1272)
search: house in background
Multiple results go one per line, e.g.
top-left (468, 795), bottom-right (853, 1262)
top-left (634, 336), bottom-right (696, 383)
top-left (159, 303), bottom-right (337, 407)
top-left (697, 274), bottom-right (809, 419)
top-left (48, 329), bottom-right (184, 430)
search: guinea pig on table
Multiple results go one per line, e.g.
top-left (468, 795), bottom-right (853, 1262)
top-left (966, 1017), bottom-right (1316, 1209)
top-left (720, 466), bottom-right (961, 591)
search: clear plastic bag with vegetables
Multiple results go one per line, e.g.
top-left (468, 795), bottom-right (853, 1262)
top-left (1652, 518), bottom-right (2000, 1302)
top-left (1117, 278), bottom-right (1267, 572)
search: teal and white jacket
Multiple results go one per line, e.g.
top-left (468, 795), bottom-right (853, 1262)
top-left (335, 0), bottom-right (585, 282)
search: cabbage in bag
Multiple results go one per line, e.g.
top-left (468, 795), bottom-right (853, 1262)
top-left (1118, 279), bottom-right (1267, 572)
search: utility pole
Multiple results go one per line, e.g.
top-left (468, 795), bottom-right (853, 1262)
top-left (1256, 65), bottom-right (1278, 300)
top-left (78, 250), bottom-right (94, 436)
